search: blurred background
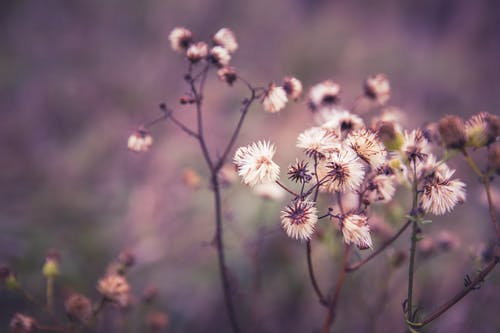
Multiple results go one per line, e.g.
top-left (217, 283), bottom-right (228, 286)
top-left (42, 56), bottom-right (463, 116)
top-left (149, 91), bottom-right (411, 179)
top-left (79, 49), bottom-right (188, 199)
top-left (1, 0), bottom-right (499, 332)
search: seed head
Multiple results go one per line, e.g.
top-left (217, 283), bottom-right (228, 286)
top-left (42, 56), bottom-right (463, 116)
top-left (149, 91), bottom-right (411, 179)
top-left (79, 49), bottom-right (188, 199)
top-left (321, 109), bottom-right (364, 136)
top-left (208, 46), bottom-right (231, 67)
top-left (420, 168), bottom-right (466, 215)
top-left (401, 129), bottom-right (429, 162)
top-left (65, 293), bottom-right (92, 323)
top-left (340, 213), bottom-right (372, 250)
top-left (345, 129), bottom-right (387, 169)
top-left (233, 140), bottom-right (280, 187)
top-left (127, 129), bottom-right (153, 153)
top-left (168, 27), bottom-right (193, 52)
top-left (280, 200), bottom-right (318, 241)
top-left (217, 66), bottom-right (238, 86)
top-left (213, 28), bottom-right (238, 53)
top-left (287, 159), bottom-right (312, 183)
top-left (296, 127), bottom-right (341, 159)
top-left (321, 148), bottom-right (365, 193)
top-left (364, 73), bottom-right (391, 105)
top-left (437, 115), bottom-right (467, 150)
top-left (186, 42), bottom-right (208, 63)
top-left (308, 80), bottom-right (341, 111)
top-left (262, 83), bottom-right (288, 113)
top-left (282, 76), bottom-right (303, 101)
top-left (466, 112), bottom-right (500, 148)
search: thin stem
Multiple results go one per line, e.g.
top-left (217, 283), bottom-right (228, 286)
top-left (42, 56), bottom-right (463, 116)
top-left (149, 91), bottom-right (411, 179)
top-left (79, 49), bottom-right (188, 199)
top-left (483, 176), bottom-right (500, 240)
top-left (321, 243), bottom-right (350, 333)
top-left (418, 257), bottom-right (499, 327)
top-left (306, 241), bottom-right (328, 307)
top-left (406, 160), bottom-right (420, 323)
top-left (313, 156), bottom-right (321, 202)
top-left (346, 219), bottom-right (412, 272)
top-left (462, 149), bottom-right (483, 178)
top-left (46, 276), bottom-right (54, 313)
top-left (275, 180), bottom-right (299, 197)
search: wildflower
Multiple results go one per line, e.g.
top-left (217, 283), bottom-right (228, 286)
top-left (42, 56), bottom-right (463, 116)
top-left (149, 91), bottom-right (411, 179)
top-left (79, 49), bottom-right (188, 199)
top-left (253, 182), bottom-right (286, 201)
top-left (9, 314), bottom-right (37, 333)
top-left (437, 115), bottom-right (467, 150)
top-left (282, 76), bottom-right (303, 101)
top-left (340, 213), bottom-right (372, 249)
top-left (296, 127), bottom-right (340, 159)
top-left (146, 311), bottom-right (169, 331)
top-left (308, 80), bottom-right (340, 111)
top-left (363, 174), bottom-right (396, 204)
top-left (217, 67), bottom-right (237, 86)
top-left (233, 141), bottom-right (280, 187)
top-left (321, 147), bottom-right (365, 193)
top-left (364, 73), bottom-right (391, 104)
top-left (415, 154), bottom-right (450, 180)
top-left (280, 200), bottom-right (318, 240)
top-left (65, 293), bottom-right (92, 323)
top-left (321, 109), bottom-right (364, 135)
top-left (127, 129), bottom-right (153, 153)
top-left (466, 112), bottom-right (500, 148)
top-left (262, 83), bottom-right (287, 113)
top-left (420, 168), bottom-right (466, 215)
top-left (213, 28), bottom-right (238, 53)
top-left (345, 129), bottom-right (387, 169)
top-left (401, 129), bottom-right (429, 162)
top-left (287, 159), bottom-right (312, 183)
top-left (186, 42), bottom-right (208, 63)
top-left (97, 274), bottom-right (131, 305)
top-left (168, 27), bottom-right (193, 52)
top-left (208, 46), bottom-right (231, 67)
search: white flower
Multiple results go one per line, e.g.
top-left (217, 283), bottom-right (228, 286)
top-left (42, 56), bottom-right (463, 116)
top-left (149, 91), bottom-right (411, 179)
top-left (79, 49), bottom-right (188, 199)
top-left (186, 42), bottom-right (208, 63)
top-left (262, 84), bottom-right (288, 113)
top-left (320, 109), bottom-right (365, 135)
top-left (168, 27), bottom-right (192, 52)
top-left (363, 174), bottom-right (396, 204)
top-left (340, 214), bottom-right (372, 249)
top-left (308, 80), bottom-right (340, 111)
top-left (281, 200), bottom-right (318, 240)
top-left (420, 168), bottom-right (466, 215)
top-left (233, 140), bottom-right (280, 187)
top-left (213, 28), bottom-right (238, 53)
top-left (319, 147), bottom-right (365, 193)
top-left (282, 76), bottom-right (303, 101)
top-left (364, 73), bottom-right (391, 104)
top-left (345, 129), bottom-right (387, 169)
top-left (127, 130), bottom-right (153, 152)
top-left (296, 127), bottom-right (341, 159)
top-left (401, 129), bottom-right (429, 162)
top-left (209, 46), bottom-right (231, 67)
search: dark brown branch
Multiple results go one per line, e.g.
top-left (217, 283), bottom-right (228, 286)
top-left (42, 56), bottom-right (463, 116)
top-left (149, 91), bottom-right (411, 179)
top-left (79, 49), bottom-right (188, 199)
top-left (275, 180), bottom-right (299, 197)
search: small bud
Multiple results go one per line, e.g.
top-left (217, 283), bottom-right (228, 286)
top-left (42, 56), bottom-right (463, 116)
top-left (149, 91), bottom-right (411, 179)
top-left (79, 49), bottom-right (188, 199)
top-left (127, 129), bottom-right (153, 153)
top-left (437, 115), bottom-right (467, 150)
top-left (217, 67), bottom-right (238, 86)
top-left (146, 311), bottom-right (169, 331)
top-left (65, 293), bottom-right (92, 323)
top-left (364, 73), bottom-right (390, 105)
top-left (9, 313), bottom-right (37, 333)
top-left (142, 285), bottom-right (159, 304)
top-left (488, 142), bottom-right (500, 175)
top-left (186, 42), bottom-right (208, 63)
top-left (42, 249), bottom-right (60, 278)
top-left (117, 250), bottom-right (135, 268)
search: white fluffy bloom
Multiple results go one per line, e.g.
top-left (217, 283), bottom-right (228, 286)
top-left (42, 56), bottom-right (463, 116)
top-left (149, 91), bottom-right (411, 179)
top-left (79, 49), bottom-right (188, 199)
top-left (127, 130), bottom-right (153, 152)
top-left (186, 42), bottom-right (208, 63)
top-left (213, 28), bottom-right (238, 53)
top-left (233, 141), bottom-right (280, 187)
top-left (340, 214), bottom-right (373, 249)
top-left (296, 127), bottom-right (341, 159)
top-left (363, 174), bottom-right (396, 204)
top-left (283, 76), bottom-right (303, 101)
top-left (262, 84), bottom-right (288, 113)
top-left (320, 109), bottom-right (365, 135)
top-left (281, 200), bottom-right (318, 240)
top-left (345, 129), bottom-right (387, 169)
top-left (168, 27), bottom-right (193, 52)
top-left (308, 80), bottom-right (340, 111)
top-left (319, 147), bottom-right (365, 193)
top-left (401, 129), bottom-right (429, 162)
top-left (209, 46), bottom-right (231, 67)
top-left (420, 168), bottom-right (466, 215)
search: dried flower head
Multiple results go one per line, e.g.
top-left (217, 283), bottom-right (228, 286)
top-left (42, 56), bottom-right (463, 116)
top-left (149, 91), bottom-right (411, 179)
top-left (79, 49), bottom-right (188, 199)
top-left (340, 213), bottom-right (372, 249)
top-left (97, 274), bottom-right (131, 305)
top-left (296, 127), bottom-right (340, 159)
top-left (321, 109), bottom-right (365, 135)
top-left (127, 129), bottom-right (153, 153)
top-left (466, 112), bottom-right (500, 148)
top-left (437, 115), bottom-right (467, 150)
top-left (374, 120), bottom-right (403, 151)
top-left (168, 27), bottom-right (193, 52)
top-left (401, 129), bottom-right (429, 162)
top-left (280, 200), bottom-right (318, 240)
top-left (217, 66), bottom-right (237, 86)
top-left (65, 293), bottom-right (92, 323)
top-left (345, 129), bottom-right (387, 169)
top-left (146, 311), bottom-right (170, 331)
top-left (321, 147), bottom-right (365, 193)
top-left (287, 159), bottom-right (312, 183)
top-left (9, 313), bottom-right (37, 333)
top-left (213, 28), bottom-right (238, 53)
top-left (282, 76), bottom-right (303, 101)
top-left (262, 83), bottom-right (288, 113)
top-left (363, 174), bottom-right (396, 204)
top-left (208, 46), bottom-right (231, 67)
top-left (186, 42), bottom-right (208, 63)
top-left (420, 168), bottom-right (466, 215)
top-left (233, 140), bottom-right (280, 187)
top-left (308, 80), bottom-right (341, 111)
top-left (364, 73), bottom-right (391, 104)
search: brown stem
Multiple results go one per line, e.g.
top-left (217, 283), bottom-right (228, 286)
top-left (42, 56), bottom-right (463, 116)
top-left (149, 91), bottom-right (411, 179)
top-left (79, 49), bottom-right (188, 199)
top-left (275, 180), bottom-right (299, 197)
top-left (321, 243), bottom-right (351, 333)
top-left (418, 257), bottom-right (499, 327)
top-left (484, 177), bottom-right (500, 241)
top-left (346, 219), bottom-right (412, 272)
top-left (306, 241), bottom-right (328, 307)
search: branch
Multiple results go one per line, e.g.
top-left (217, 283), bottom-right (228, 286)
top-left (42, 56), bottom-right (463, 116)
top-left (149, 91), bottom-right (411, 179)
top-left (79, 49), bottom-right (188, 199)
top-left (306, 241), bottom-right (328, 307)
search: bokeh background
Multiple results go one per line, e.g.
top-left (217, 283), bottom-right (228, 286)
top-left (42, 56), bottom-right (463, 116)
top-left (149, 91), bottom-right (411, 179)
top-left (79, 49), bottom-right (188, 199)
top-left (1, 0), bottom-right (499, 332)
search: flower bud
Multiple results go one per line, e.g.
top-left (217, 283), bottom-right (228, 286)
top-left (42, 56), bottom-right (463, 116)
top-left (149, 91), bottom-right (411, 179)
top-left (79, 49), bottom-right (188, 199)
top-left (437, 115), bottom-right (467, 150)
top-left (42, 249), bottom-right (60, 278)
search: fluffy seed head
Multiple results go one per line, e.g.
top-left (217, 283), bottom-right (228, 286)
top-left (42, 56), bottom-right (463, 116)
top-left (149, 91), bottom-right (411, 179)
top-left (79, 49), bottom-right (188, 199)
top-left (466, 112), bottom-right (500, 148)
top-left (168, 27), bottom-right (193, 52)
top-left (127, 129), bottom-right (153, 153)
top-left (282, 76), bottom-right (303, 101)
top-left (340, 214), bottom-right (373, 249)
top-left (280, 200), bottom-right (318, 241)
top-left (308, 80), bottom-right (341, 111)
top-left (217, 67), bottom-right (237, 86)
top-left (213, 28), bottom-right (238, 53)
top-left (420, 168), bottom-right (466, 215)
top-left (262, 83), bottom-right (288, 113)
top-left (437, 115), bottom-right (467, 150)
top-left (233, 140), bottom-right (280, 187)
top-left (97, 274), bottom-right (131, 305)
top-left (287, 159), bottom-right (312, 183)
top-left (296, 127), bottom-right (340, 159)
top-left (9, 313), bottom-right (37, 333)
top-left (186, 42), bottom-right (208, 63)
top-left (321, 147), bottom-right (365, 193)
top-left (364, 73), bottom-right (391, 104)
top-left (321, 109), bottom-right (365, 135)
top-left (65, 293), bottom-right (92, 323)
top-left (363, 174), bottom-right (396, 204)
top-left (208, 46), bottom-right (231, 67)
top-left (401, 129), bottom-right (429, 162)
top-left (345, 129), bottom-right (387, 169)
